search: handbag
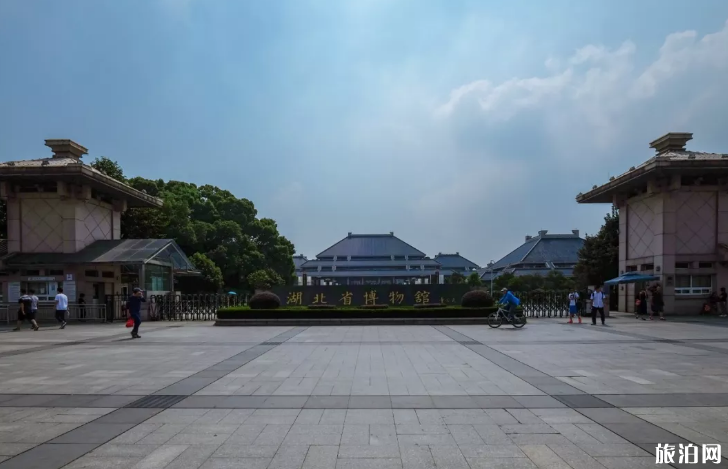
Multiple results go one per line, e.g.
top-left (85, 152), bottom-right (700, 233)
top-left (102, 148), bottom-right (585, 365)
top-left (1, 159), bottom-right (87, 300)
top-left (635, 299), bottom-right (641, 306)
top-left (125, 318), bottom-right (134, 328)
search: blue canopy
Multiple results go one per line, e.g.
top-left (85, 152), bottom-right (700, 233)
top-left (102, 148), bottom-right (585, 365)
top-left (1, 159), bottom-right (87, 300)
top-left (227, 291), bottom-right (237, 295)
top-left (604, 272), bottom-right (659, 285)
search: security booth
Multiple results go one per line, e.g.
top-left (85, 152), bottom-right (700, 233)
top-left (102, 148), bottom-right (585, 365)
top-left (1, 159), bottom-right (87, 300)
top-left (0, 138), bottom-right (196, 323)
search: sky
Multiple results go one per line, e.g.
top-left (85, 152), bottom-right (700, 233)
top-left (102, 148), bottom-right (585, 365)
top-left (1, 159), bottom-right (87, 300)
top-left (2, 0), bottom-right (728, 266)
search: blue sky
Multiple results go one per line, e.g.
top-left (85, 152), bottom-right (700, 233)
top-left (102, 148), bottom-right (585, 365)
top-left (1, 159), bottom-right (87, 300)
top-left (2, 1), bottom-right (728, 265)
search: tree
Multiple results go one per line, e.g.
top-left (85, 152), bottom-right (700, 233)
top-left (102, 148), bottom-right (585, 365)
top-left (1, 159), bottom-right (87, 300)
top-left (87, 158), bottom-right (296, 292)
top-left (90, 157), bottom-right (126, 182)
top-left (543, 270), bottom-right (574, 291)
top-left (189, 253), bottom-right (224, 292)
top-left (574, 207), bottom-right (619, 288)
top-left (467, 272), bottom-right (482, 287)
top-left (449, 272), bottom-right (465, 284)
top-left (247, 269), bottom-right (285, 291)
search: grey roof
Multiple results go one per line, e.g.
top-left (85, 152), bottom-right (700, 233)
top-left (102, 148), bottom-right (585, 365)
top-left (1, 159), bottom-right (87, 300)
top-left (293, 255), bottom-right (308, 271)
top-left (491, 232), bottom-right (583, 270)
top-left (480, 267), bottom-right (575, 281)
top-left (4, 239), bottom-right (196, 271)
top-left (301, 259), bottom-right (441, 269)
top-left (308, 269), bottom-right (441, 278)
top-left (316, 233), bottom-right (426, 258)
top-left (434, 253), bottom-right (480, 270)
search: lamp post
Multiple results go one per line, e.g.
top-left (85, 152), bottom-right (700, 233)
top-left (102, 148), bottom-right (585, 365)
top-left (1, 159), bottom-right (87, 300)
top-left (489, 260), bottom-right (494, 295)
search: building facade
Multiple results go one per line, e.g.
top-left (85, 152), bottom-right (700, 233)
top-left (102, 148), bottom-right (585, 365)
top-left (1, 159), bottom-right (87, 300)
top-left (577, 132), bottom-right (728, 315)
top-left (480, 230), bottom-right (584, 282)
top-left (0, 139), bottom-right (196, 307)
top-left (433, 253), bottom-right (480, 280)
top-left (298, 232), bottom-right (442, 285)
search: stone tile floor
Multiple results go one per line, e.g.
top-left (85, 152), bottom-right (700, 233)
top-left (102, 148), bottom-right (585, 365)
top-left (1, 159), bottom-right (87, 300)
top-left (0, 318), bottom-right (726, 468)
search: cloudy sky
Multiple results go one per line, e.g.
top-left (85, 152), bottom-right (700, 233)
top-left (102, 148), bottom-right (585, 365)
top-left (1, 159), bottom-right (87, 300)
top-left (2, 0), bottom-right (728, 265)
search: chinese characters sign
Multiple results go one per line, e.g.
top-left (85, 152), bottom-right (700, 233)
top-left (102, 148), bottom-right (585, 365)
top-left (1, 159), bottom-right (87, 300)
top-left (274, 285), bottom-right (471, 307)
top-left (655, 443), bottom-right (721, 465)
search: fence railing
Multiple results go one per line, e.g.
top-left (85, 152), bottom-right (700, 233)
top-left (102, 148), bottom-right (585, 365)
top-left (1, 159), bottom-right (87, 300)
top-left (0, 303), bottom-right (107, 324)
top-left (106, 294), bottom-right (241, 322)
top-left (513, 290), bottom-right (588, 318)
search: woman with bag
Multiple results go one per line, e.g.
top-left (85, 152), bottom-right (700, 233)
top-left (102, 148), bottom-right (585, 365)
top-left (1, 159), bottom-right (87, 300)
top-left (635, 288), bottom-right (648, 320)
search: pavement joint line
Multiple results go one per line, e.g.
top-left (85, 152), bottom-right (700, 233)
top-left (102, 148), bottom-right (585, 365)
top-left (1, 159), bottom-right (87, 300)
top-left (582, 323), bottom-right (728, 355)
top-left (152, 326), bottom-right (309, 396)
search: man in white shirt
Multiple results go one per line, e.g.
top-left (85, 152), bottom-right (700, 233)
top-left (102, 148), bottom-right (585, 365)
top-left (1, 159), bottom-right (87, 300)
top-left (55, 287), bottom-right (69, 329)
top-left (591, 285), bottom-right (606, 325)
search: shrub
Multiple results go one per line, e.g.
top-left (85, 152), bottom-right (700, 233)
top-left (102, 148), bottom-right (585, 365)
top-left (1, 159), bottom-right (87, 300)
top-left (461, 290), bottom-right (494, 308)
top-left (361, 304), bottom-right (389, 309)
top-left (414, 303), bottom-right (447, 309)
top-left (248, 291), bottom-right (281, 309)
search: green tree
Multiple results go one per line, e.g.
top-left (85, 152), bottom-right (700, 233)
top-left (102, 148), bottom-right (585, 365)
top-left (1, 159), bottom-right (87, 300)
top-left (87, 158), bottom-right (296, 292)
top-left (574, 207), bottom-right (619, 288)
top-left (467, 272), bottom-right (482, 287)
top-left (247, 269), bottom-right (284, 291)
top-left (449, 272), bottom-right (465, 284)
top-left (189, 252), bottom-right (224, 292)
top-left (90, 156), bottom-right (126, 182)
top-left (543, 270), bottom-right (574, 291)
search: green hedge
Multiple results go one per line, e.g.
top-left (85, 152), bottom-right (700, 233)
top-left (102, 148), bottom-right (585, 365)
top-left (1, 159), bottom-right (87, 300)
top-left (216, 305), bottom-right (516, 320)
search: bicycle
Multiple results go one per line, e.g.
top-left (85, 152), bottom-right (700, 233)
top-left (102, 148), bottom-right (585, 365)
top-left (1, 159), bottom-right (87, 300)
top-left (488, 306), bottom-right (526, 328)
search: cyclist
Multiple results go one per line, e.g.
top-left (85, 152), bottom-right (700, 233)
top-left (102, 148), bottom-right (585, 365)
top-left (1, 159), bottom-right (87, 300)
top-left (499, 287), bottom-right (521, 321)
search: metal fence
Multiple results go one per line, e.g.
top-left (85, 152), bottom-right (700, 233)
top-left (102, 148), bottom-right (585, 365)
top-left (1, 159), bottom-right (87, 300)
top-left (1, 303), bottom-right (106, 324)
top-left (106, 294), bottom-right (241, 322)
top-left (514, 290), bottom-right (588, 318)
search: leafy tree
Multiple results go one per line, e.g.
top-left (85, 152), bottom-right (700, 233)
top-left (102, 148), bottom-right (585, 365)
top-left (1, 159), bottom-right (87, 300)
top-left (467, 272), bottom-right (482, 287)
top-left (574, 207), bottom-right (619, 288)
top-left (543, 270), bottom-right (574, 291)
top-left (449, 272), bottom-right (465, 284)
top-left (189, 252), bottom-right (224, 292)
top-left (88, 158), bottom-right (296, 292)
top-left (247, 269), bottom-right (285, 291)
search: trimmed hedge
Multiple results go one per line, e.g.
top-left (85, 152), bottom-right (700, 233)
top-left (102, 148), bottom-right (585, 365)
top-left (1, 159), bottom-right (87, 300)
top-left (248, 292), bottom-right (281, 309)
top-left (414, 303), bottom-right (447, 309)
top-left (461, 290), bottom-right (494, 307)
top-left (217, 305), bottom-right (500, 320)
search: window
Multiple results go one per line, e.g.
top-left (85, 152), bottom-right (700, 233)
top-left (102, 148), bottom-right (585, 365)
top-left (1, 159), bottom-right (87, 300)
top-left (48, 269), bottom-right (64, 276)
top-left (641, 264), bottom-right (654, 271)
top-left (23, 270), bottom-right (40, 276)
top-left (698, 262), bottom-right (714, 269)
top-left (101, 271), bottom-right (115, 279)
top-left (626, 266), bottom-right (638, 272)
top-left (675, 262), bottom-right (690, 269)
top-left (675, 275), bottom-right (712, 295)
top-left (85, 270), bottom-right (99, 277)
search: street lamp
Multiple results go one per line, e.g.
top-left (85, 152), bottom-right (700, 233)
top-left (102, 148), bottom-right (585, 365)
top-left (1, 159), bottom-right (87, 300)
top-left (489, 260), bottom-right (495, 295)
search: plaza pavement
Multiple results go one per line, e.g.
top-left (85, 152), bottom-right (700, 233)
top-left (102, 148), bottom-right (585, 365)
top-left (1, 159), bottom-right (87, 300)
top-left (0, 318), bottom-right (727, 468)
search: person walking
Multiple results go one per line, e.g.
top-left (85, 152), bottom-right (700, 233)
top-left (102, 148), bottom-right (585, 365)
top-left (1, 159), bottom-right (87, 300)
top-left (719, 287), bottom-right (727, 318)
top-left (591, 285), bottom-right (606, 325)
top-left (126, 287), bottom-right (145, 339)
top-left (568, 291), bottom-right (581, 324)
top-left (636, 287), bottom-right (648, 320)
top-left (13, 289), bottom-right (39, 331)
top-left (55, 287), bottom-right (69, 329)
top-left (650, 284), bottom-right (666, 320)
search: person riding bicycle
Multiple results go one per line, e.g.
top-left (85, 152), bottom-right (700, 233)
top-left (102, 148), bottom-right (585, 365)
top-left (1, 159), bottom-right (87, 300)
top-left (499, 287), bottom-right (520, 321)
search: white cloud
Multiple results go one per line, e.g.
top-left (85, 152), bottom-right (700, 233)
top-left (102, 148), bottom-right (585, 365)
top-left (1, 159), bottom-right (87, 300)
top-left (436, 20), bottom-right (728, 131)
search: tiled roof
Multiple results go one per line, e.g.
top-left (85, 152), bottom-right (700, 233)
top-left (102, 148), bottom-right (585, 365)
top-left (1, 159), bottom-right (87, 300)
top-left (434, 253), bottom-right (480, 270)
top-left (4, 239), bottom-right (196, 271)
top-left (293, 255), bottom-right (308, 270)
top-left (301, 259), bottom-right (440, 269)
top-left (316, 233), bottom-right (426, 258)
top-left (490, 231), bottom-right (583, 270)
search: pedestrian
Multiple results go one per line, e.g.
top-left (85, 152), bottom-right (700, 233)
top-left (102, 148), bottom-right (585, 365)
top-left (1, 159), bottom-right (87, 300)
top-left (568, 290), bottom-right (581, 324)
top-left (719, 287), bottom-right (727, 318)
top-left (13, 289), bottom-right (39, 331)
top-left (591, 285), bottom-right (606, 325)
top-left (636, 287), bottom-right (648, 320)
top-left (29, 289), bottom-right (40, 323)
top-left (126, 287), bottom-right (145, 339)
top-left (650, 284), bottom-right (666, 321)
top-left (78, 293), bottom-right (87, 322)
top-left (55, 287), bottom-right (69, 329)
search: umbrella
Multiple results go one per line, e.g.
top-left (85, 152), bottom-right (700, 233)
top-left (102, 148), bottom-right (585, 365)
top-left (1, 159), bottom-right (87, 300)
top-left (227, 291), bottom-right (237, 295)
top-left (603, 272), bottom-right (659, 286)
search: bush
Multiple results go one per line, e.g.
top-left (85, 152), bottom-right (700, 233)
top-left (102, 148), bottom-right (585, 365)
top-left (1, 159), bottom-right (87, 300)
top-left (248, 292), bottom-right (281, 309)
top-left (414, 303), bottom-right (447, 309)
top-left (461, 290), bottom-right (494, 307)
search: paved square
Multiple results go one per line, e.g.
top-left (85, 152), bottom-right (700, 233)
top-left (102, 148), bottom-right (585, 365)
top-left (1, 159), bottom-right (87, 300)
top-left (1, 318), bottom-right (727, 468)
